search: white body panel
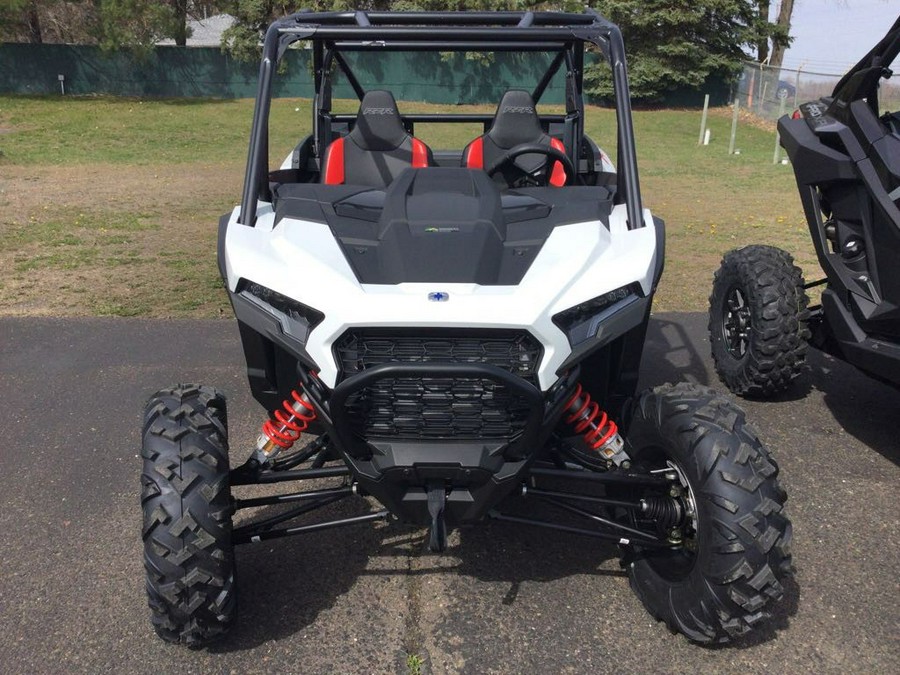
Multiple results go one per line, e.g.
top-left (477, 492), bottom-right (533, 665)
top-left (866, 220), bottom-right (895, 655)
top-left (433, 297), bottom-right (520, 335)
top-left (224, 203), bottom-right (658, 391)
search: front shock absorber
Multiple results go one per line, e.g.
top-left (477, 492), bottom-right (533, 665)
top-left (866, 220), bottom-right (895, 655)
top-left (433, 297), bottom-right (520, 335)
top-left (253, 386), bottom-right (317, 463)
top-left (564, 383), bottom-right (630, 467)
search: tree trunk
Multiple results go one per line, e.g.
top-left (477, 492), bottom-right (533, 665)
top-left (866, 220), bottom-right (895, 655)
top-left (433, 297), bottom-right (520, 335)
top-left (769, 0), bottom-right (794, 70)
top-left (757, 0), bottom-right (770, 63)
top-left (172, 0), bottom-right (189, 46)
top-left (26, 2), bottom-right (42, 44)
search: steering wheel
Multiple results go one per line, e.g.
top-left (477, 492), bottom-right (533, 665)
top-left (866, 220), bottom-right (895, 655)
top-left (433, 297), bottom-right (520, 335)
top-left (485, 142), bottom-right (576, 187)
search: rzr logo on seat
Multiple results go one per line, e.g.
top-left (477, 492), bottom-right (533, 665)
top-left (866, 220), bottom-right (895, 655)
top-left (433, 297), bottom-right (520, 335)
top-left (804, 103), bottom-right (825, 118)
top-left (363, 107), bottom-right (396, 115)
top-left (502, 106), bottom-right (535, 114)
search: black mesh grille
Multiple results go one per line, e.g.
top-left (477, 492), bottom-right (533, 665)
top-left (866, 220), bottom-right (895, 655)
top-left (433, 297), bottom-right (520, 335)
top-left (335, 330), bottom-right (542, 440)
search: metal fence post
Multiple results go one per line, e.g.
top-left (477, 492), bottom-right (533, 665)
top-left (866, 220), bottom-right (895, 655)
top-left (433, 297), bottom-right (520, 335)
top-left (773, 96), bottom-right (787, 164)
top-left (728, 100), bottom-right (740, 155)
top-left (698, 93), bottom-right (710, 145)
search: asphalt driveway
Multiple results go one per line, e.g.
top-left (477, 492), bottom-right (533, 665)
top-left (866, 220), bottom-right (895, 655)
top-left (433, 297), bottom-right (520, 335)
top-left (0, 313), bottom-right (897, 674)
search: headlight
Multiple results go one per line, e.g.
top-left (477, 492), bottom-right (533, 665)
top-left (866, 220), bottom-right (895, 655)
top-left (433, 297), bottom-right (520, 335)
top-left (240, 282), bottom-right (324, 340)
top-left (552, 284), bottom-right (642, 346)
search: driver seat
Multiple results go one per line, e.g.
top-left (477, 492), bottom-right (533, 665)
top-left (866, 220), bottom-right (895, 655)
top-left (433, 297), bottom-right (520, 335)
top-left (461, 89), bottom-right (567, 187)
top-left (321, 90), bottom-right (433, 188)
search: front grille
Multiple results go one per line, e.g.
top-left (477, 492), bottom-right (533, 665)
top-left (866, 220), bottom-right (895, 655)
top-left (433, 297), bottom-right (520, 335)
top-left (335, 329), bottom-right (542, 440)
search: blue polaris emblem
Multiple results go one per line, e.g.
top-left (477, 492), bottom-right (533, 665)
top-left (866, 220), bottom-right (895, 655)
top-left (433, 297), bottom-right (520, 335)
top-left (428, 292), bottom-right (450, 302)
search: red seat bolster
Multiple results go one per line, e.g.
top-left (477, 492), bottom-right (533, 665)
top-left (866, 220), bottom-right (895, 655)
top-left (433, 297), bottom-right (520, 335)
top-left (464, 137), bottom-right (484, 169)
top-left (323, 137), bottom-right (345, 185)
top-left (549, 138), bottom-right (567, 187)
top-left (412, 138), bottom-right (429, 168)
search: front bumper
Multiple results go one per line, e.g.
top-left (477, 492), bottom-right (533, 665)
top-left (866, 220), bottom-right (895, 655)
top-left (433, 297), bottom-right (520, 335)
top-left (305, 362), bottom-right (576, 525)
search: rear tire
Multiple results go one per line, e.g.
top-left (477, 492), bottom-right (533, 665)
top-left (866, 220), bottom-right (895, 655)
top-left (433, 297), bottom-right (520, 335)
top-left (623, 383), bottom-right (792, 644)
top-left (141, 384), bottom-right (235, 647)
top-left (709, 245), bottom-right (810, 397)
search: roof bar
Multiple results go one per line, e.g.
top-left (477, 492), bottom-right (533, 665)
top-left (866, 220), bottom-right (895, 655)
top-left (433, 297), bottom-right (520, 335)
top-left (280, 11), bottom-right (596, 27)
top-left (332, 41), bottom-right (568, 52)
top-left (279, 26), bottom-right (593, 41)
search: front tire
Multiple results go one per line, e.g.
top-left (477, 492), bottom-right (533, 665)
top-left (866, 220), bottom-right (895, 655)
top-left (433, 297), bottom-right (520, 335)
top-left (709, 245), bottom-right (810, 397)
top-left (141, 384), bottom-right (235, 647)
top-left (624, 383), bottom-right (792, 644)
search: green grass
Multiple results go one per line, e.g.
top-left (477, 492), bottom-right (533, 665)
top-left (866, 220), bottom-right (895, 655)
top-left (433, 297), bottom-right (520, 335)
top-left (0, 94), bottom-right (815, 317)
top-left (0, 96), bottom-right (251, 165)
top-left (406, 652), bottom-right (425, 675)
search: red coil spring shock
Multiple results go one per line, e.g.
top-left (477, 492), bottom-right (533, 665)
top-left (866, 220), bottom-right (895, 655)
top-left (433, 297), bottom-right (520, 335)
top-left (563, 383), bottom-right (623, 456)
top-left (257, 387), bottom-right (317, 457)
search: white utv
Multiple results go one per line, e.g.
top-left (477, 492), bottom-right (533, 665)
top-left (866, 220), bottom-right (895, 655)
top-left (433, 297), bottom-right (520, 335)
top-left (141, 9), bottom-right (792, 648)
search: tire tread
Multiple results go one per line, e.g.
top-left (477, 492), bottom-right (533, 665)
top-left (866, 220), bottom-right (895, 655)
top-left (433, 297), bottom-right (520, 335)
top-left (626, 383), bottom-right (792, 644)
top-left (709, 245), bottom-right (811, 397)
top-left (141, 384), bottom-right (235, 647)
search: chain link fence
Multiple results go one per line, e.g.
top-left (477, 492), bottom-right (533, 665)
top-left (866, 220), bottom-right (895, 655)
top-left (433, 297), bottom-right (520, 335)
top-left (734, 61), bottom-right (844, 121)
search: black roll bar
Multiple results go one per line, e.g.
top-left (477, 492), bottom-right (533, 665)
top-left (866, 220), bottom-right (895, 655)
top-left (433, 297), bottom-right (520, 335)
top-left (331, 41), bottom-right (568, 51)
top-left (332, 50), bottom-right (366, 100)
top-left (238, 10), bottom-right (644, 231)
top-left (531, 49), bottom-right (567, 103)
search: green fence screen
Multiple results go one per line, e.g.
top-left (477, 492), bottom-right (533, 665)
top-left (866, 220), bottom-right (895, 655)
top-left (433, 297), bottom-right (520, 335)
top-left (0, 43), bottom-right (729, 106)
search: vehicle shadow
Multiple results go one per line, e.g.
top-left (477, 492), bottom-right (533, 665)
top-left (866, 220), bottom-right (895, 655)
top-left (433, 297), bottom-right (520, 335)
top-left (807, 350), bottom-right (900, 467)
top-left (451, 500), bottom-right (627, 593)
top-left (209, 495), bottom-right (387, 653)
top-left (213, 485), bottom-right (797, 652)
top-left (643, 313), bottom-right (821, 403)
top-left (211, 493), bottom-right (627, 653)
top-left (451, 496), bottom-right (798, 651)
top-left (640, 314), bottom-right (712, 388)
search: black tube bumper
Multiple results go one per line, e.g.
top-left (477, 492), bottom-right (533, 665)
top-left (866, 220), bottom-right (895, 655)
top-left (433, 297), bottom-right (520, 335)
top-left (311, 362), bottom-right (573, 525)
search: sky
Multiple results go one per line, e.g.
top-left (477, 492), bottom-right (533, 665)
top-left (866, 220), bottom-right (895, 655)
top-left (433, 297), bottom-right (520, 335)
top-left (774, 0), bottom-right (900, 75)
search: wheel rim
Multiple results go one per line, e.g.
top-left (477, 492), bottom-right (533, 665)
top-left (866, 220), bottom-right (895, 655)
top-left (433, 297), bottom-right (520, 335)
top-left (722, 286), bottom-right (751, 359)
top-left (619, 451), bottom-right (702, 581)
top-left (641, 458), bottom-right (701, 581)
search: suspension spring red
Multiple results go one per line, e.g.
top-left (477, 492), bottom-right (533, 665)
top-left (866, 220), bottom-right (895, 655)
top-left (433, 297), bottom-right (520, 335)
top-left (259, 387), bottom-right (317, 454)
top-left (563, 383), bottom-right (619, 451)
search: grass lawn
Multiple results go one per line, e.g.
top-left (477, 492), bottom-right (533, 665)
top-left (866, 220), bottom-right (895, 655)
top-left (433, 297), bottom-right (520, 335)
top-left (0, 95), bottom-right (816, 317)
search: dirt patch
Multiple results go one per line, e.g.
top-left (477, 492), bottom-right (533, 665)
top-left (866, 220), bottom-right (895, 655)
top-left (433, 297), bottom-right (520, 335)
top-left (707, 105), bottom-right (779, 132)
top-left (1, 161), bottom-right (241, 214)
top-left (0, 162), bottom-right (243, 317)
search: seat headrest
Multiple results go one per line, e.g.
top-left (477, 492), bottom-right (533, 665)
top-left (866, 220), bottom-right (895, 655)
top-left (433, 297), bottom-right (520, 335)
top-left (487, 90), bottom-right (544, 149)
top-left (349, 90), bottom-right (408, 151)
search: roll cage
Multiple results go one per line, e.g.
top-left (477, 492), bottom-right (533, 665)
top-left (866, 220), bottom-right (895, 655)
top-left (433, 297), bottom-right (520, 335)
top-left (830, 15), bottom-right (900, 117)
top-left (238, 9), bottom-right (644, 232)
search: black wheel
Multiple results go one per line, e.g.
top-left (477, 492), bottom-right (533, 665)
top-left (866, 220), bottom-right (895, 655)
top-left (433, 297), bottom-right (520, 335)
top-left (709, 245), bottom-right (810, 397)
top-left (623, 383), bottom-right (792, 644)
top-left (141, 384), bottom-right (235, 646)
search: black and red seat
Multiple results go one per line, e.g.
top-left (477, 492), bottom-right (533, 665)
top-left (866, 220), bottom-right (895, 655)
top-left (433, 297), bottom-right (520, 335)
top-left (321, 90), bottom-right (433, 188)
top-left (462, 90), bottom-right (567, 187)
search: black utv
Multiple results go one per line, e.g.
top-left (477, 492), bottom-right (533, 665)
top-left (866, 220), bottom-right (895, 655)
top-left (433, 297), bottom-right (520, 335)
top-left (710, 17), bottom-right (900, 396)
